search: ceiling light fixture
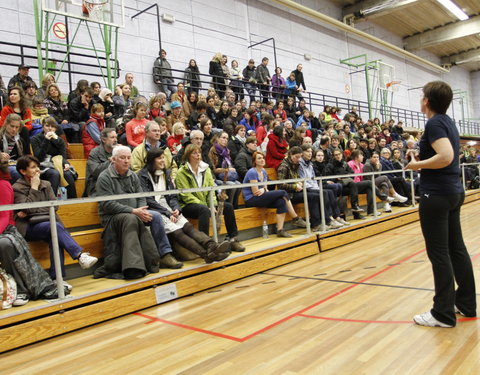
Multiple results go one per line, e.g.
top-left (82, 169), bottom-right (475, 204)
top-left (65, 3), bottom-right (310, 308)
top-left (436, 0), bottom-right (469, 21)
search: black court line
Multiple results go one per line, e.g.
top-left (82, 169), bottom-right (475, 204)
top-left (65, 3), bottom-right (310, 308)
top-left (262, 272), bottom-right (434, 292)
top-left (262, 272), bottom-right (480, 296)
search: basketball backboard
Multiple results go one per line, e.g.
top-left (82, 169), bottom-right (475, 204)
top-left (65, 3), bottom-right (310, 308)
top-left (41, 0), bottom-right (124, 28)
top-left (378, 61), bottom-right (396, 92)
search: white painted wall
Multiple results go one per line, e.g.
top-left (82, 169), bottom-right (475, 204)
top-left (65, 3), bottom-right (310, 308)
top-left (0, 0), bottom-right (476, 127)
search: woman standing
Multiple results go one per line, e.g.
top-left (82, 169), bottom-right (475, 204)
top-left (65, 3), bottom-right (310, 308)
top-left (184, 59), bottom-right (201, 95)
top-left (406, 81), bottom-right (476, 327)
top-left (209, 53), bottom-right (226, 99)
top-left (243, 151), bottom-right (306, 237)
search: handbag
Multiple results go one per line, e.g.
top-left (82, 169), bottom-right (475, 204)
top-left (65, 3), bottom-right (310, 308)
top-left (0, 267), bottom-right (17, 310)
top-left (340, 177), bottom-right (354, 186)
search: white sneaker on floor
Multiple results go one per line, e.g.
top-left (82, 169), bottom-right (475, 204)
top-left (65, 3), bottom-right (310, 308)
top-left (413, 311), bottom-right (453, 328)
top-left (454, 305), bottom-right (466, 317)
top-left (393, 193), bottom-right (408, 203)
top-left (384, 203), bottom-right (392, 213)
top-left (78, 252), bottom-right (98, 269)
top-left (386, 196), bottom-right (395, 203)
top-left (329, 219), bottom-right (343, 229)
top-left (336, 218), bottom-right (350, 226)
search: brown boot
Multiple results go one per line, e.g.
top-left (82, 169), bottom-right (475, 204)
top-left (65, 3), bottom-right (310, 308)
top-left (160, 253), bottom-right (183, 269)
top-left (230, 238), bottom-right (245, 252)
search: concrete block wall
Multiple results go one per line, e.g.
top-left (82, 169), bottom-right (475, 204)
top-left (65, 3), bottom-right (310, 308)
top-left (0, 0), bottom-right (476, 126)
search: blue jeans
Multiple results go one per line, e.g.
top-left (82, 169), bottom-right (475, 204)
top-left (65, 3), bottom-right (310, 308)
top-left (148, 210), bottom-right (173, 256)
top-left (245, 190), bottom-right (288, 214)
top-left (25, 221), bottom-right (83, 278)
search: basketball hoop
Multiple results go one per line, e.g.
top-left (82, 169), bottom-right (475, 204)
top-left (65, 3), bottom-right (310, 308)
top-left (82, 0), bottom-right (108, 22)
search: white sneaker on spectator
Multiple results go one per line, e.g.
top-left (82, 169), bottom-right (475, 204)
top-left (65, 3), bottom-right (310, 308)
top-left (13, 294), bottom-right (29, 306)
top-left (329, 220), bottom-right (343, 229)
top-left (78, 252), bottom-right (98, 269)
top-left (63, 281), bottom-right (73, 292)
top-left (386, 196), bottom-right (395, 203)
top-left (413, 311), bottom-right (453, 328)
top-left (384, 203), bottom-right (392, 212)
top-left (393, 193), bottom-right (408, 203)
top-left (337, 218), bottom-right (350, 225)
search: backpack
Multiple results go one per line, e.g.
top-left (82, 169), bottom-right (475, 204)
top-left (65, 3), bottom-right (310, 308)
top-left (0, 268), bottom-right (17, 310)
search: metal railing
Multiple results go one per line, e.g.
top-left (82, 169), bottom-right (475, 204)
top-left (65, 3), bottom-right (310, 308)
top-left (157, 67), bottom-right (480, 135)
top-left (1, 163), bottom-right (479, 300)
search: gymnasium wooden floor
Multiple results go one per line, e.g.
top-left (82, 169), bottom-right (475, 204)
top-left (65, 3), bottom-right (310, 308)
top-left (1, 201), bottom-right (479, 375)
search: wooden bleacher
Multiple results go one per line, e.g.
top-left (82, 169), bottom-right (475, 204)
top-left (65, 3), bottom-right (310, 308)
top-left (4, 142), bottom-right (478, 352)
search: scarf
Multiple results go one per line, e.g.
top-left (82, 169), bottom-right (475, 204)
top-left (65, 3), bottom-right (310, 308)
top-left (214, 143), bottom-right (232, 168)
top-left (235, 134), bottom-right (246, 144)
top-left (2, 133), bottom-right (23, 158)
top-left (31, 107), bottom-right (49, 117)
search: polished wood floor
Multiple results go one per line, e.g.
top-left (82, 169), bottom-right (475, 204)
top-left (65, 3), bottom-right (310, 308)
top-left (1, 201), bottom-right (479, 375)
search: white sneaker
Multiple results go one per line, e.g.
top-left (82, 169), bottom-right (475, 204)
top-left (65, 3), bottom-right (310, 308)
top-left (454, 306), bottom-right (466, 317)
top-left (329, 219), bottom-right (343, 229)
top-left (413, 311), bottom-right (453, 328)
top-left (384, 203), bottom-right (392, 213)
top-left (13, 294), bottom-right (29, 307)
top-left (336, 218), bottom-right (350, 226)
top-left (63, 281), bottom-right (73, 292)
top-left (393, 193), bottom-right (408, 203)
top-left (78, 252), bottom-right (98, 269)
top-left (386, 196), bottom-right (395, 203)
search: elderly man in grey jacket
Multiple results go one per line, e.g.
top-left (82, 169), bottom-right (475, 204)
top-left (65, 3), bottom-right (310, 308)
top-left (96, 145), bottom-right (183, 279)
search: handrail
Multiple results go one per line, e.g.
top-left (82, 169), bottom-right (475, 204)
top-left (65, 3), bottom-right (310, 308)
top-left (158, 67), bottom-right (480, 136)
top-left (4, 163), bottom-right (479, 300)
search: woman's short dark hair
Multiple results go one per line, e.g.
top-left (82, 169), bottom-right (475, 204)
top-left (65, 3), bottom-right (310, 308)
top-left (16, 155), bottom-right (40, 174)
top-left (422, 81), bottom-right (453, 114)
top-left (182, 144), bottom-right (202, 164)
top-left (145, 148), bottom-right (165, 175)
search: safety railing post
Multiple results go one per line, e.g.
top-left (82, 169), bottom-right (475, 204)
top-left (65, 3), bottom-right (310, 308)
top-left (461, 164), bottom-right (466, 190)
top-left (318, 179), bottom-right (326, 232)
top-left (49, 206), bottom-right (65, 299)
top-left (302, 181), bottom-right (311, 234)
top-left (208, 190), bottom-right (218, 243)
top-left (410, 170), bottom-right (416, 208)
top-left (371, 174), bottom-right (377, 218)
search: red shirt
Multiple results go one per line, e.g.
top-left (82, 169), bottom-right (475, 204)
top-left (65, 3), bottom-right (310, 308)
top-left (0, 106), bottom-right (33, 131)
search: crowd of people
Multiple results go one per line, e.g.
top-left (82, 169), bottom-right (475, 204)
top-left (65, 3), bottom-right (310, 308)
top-left (0, 56), bottom-right (479, 309)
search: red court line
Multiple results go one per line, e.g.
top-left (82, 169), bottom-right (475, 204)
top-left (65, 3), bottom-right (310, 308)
top-left (133, 248), bottom-right (427, 342)
top-left (298, 314), bottom-right (412, 324)
top-left (132, 312), bottom-right (243, 342)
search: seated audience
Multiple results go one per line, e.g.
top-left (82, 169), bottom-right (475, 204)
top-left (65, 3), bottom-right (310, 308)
top-left (95, 146), bottom-right (183, 278)
top-left (175, 144), bottom-right (245, 252)
top-left (67, 79), bottom-right (88, 102)
top-left (227, 124), bottom-right (247, 161)
top-left (277, 147), bottom-right (323, 231)
top-left (166, 101), bottom-right (186, 133)
top-left (209, 131), bottom-right (241, 208)
top-left (0, 113), bottom-right (29, 183)
top-left (312, 148), bottom-right (343, 199)
top-left (98, 88), bottom-right (115, 126)
top-left (0, 155), bottom-right (65, 307)
top-left (167, 122), bottom-right (187, 155)
top-left (13, 155), bottom-right (97, 284)
top-left (124, 73), bottom-right (139, 98)
top-left (148, 94), bottom-right (165, 120)
top-left (82, 103), bottom-right (105, 158)
top-left (43, 83), bottom-right (70, 130)
top-left (8, 64), bottom-right (35, 90)
top-left (112, 83), bottom-right (133, 120)
top-left (326, 149), bottom-right (375, 219)
top-left (125, 101), bottom-right (148, 148)
top-left (131, 120), bottom-right (177, 175)
top-left (31, 117), bottom-right (77, 198)
top-left (234, 136), bottom-right (258, 181)
top-left (266, 125), bottom-right (288, 169)
top-left (0, 87), bottom-right (33, 136)
top-left (299, 145), bottom-right (347, 229)
top-left (83, 128), bottom-right (117, 197)
top-left (68, 87), bottom-right (94, 142)
top-left (243, 151), bottom-right (306, 237)
top-left (380, 147), bottom-right (412, 205)
top-left (138, 148), bottom-right (231, 263)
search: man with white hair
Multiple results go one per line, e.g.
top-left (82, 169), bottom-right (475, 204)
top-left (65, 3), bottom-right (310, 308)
top-left (174, 129), bottom-right (212, 167)
top-left (95, 145), bottom-right (182, 279)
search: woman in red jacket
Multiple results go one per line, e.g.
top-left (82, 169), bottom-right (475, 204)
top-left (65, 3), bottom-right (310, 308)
top-left (0, 87), bottom-right (33, 132)
top-left (266, 125), bottom-right (288, 169)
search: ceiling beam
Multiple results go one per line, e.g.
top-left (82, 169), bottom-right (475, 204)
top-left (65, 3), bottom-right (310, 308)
top-left (441, 48), bottom-right (480, 65)
top-left (404, 16), bottom-right (480, 51)
top-left (343, 0), bottom-right (418, 20)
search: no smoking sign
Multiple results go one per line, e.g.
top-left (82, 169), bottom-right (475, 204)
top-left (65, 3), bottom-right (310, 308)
top-left (53, 22), bottom-right (67, 39)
